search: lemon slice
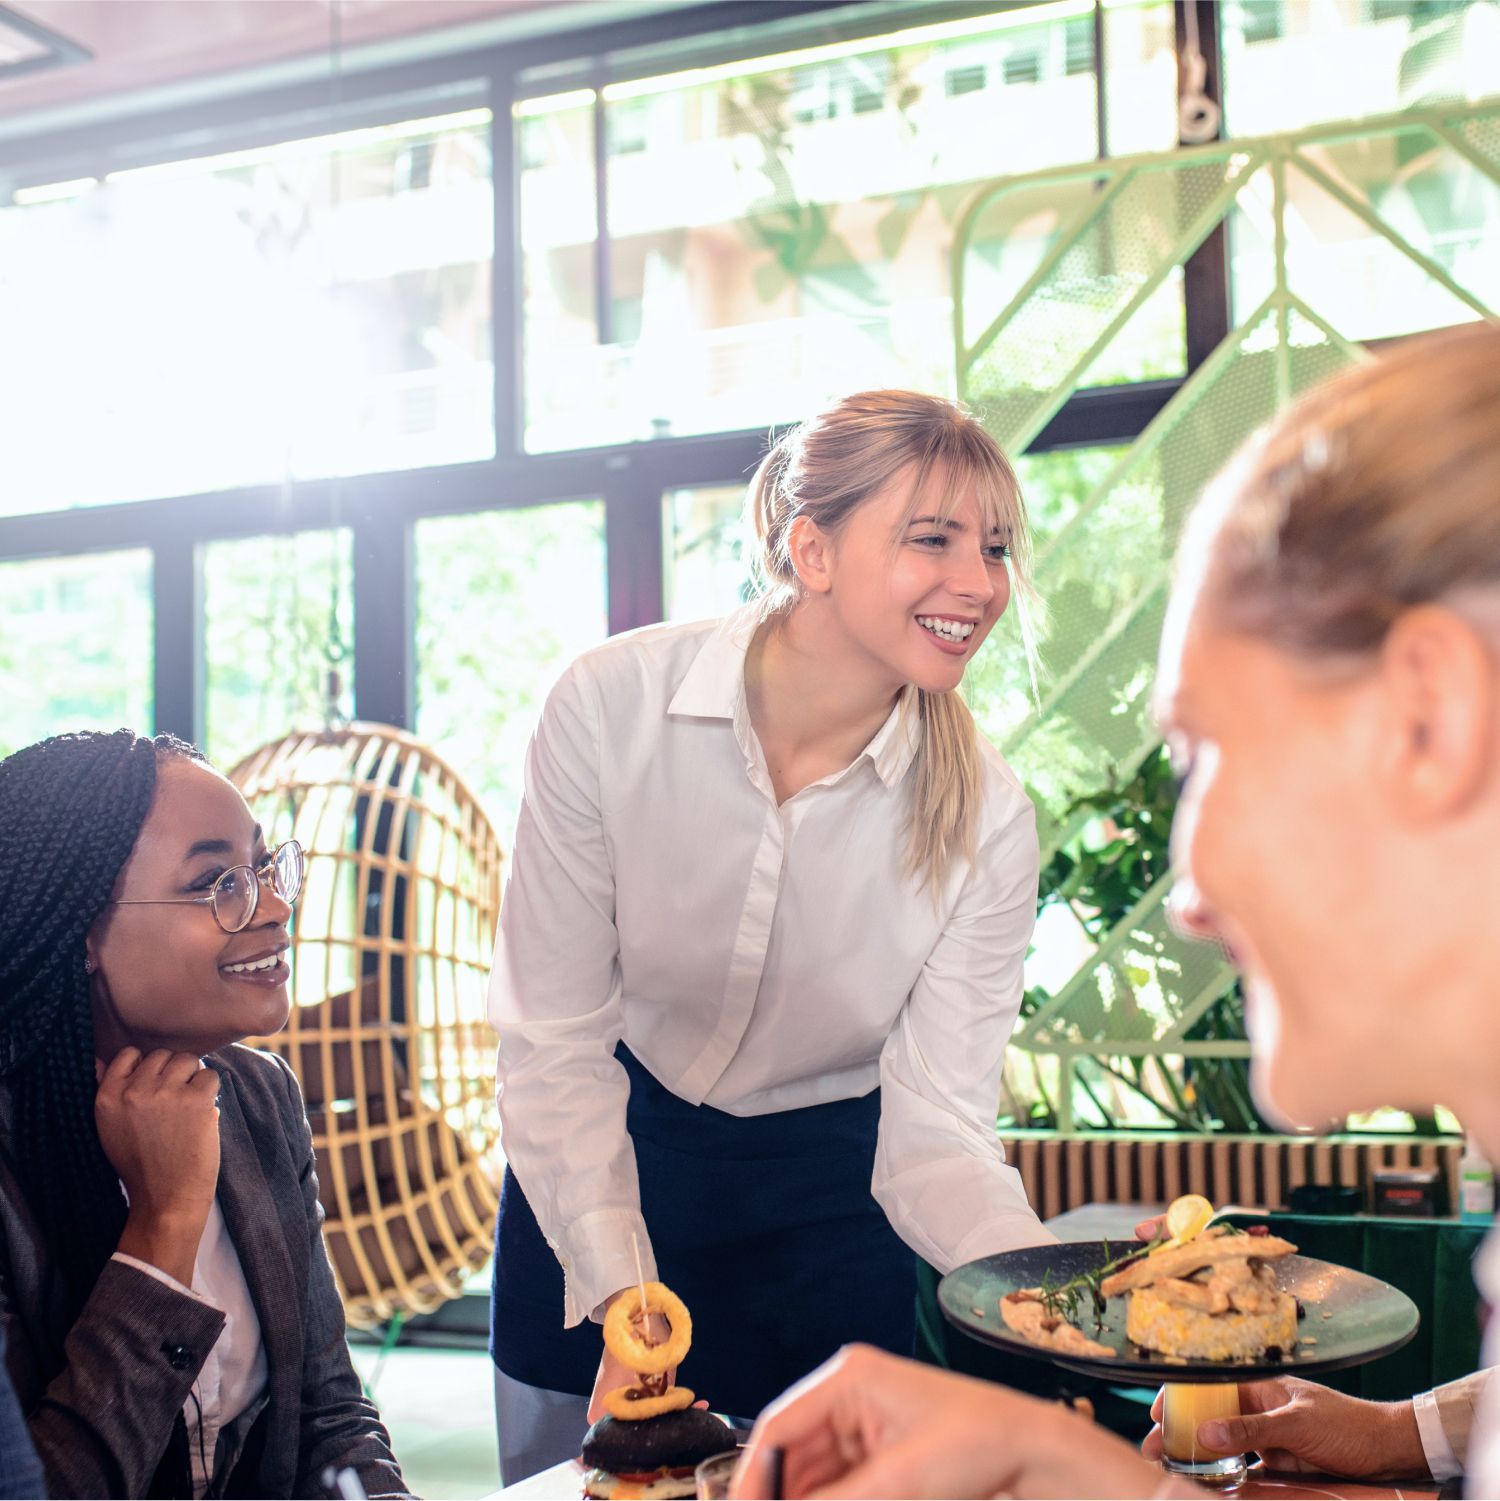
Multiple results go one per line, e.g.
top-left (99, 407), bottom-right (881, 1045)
top-left (1152, 1193), bottom-right (1214, 1253)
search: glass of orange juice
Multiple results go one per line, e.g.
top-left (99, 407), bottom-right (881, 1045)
top-left (1160, 1382), bottom-right (1247, 1488)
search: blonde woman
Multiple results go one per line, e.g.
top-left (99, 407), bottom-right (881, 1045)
top-left (487, 391), bottom-right (1050, 1480)
top-left (732, 323), bottom-right (1500, 1498)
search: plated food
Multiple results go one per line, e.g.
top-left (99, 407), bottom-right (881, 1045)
top-left (580, 1280), bottom-right (734, 1500)
top-left (999, 1197), bottom-right (1305, 1366)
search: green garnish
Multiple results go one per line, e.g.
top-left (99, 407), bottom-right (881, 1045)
top-left (1036, 1237), bottom-right (1166, 1330)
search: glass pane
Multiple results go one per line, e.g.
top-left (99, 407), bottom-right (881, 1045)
top-left (0, 109), bottom-right (493, 517)
top-left (415, 501), bottom-right (607, 838)
top-left (963, 442), bottom-right (1130, 749)
top-left (521, 5), bottom-right (1183, 452)
top-left (518, 90), bottom-right (599, 455)
top-left (201, 529), bottom-right (353, 769)
top-left (1222, 0), bottom-right (1500, 136)
top-left (1012, 442), bottom-right (1130, 548)
top-left (0, 550), bottom-right (153, 754)
top-left (1103, 0), bottom-right (1180, 155)
top-left (664, 483), bottom-right (754, 621)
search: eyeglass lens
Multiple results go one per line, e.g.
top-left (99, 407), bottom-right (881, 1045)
top-left (210, 843), bottom-right (304, 933)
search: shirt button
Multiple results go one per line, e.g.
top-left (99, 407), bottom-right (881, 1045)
top-left (161, 1343), bottom-right (193, 1371)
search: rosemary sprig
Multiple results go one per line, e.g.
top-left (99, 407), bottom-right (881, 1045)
top-left (1036, 1237), bottom-right (1166, 1330)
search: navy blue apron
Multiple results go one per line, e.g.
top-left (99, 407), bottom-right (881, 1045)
top-left (491, 1046), bottom-right (916, 1419)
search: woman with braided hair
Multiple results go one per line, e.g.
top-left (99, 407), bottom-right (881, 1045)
top-left (0, 728), bottom-right (410, 1500)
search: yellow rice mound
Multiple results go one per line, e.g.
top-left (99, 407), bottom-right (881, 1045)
top-left (1125, 1286), bottom-right (1299, 1361)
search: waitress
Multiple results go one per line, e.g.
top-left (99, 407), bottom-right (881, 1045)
top-left (488, 390), bottom-right (1050, 1482)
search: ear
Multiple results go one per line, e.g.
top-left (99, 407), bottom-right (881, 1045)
top-left (1377, 604), bottom-right (1497, 821)
top-left (785, 514), bottom-right (835, 596)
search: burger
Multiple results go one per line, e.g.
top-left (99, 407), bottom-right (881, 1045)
top-left (580, 1406), bottom-right (736, 1500)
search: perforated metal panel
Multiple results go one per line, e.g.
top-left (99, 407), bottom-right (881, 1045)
top-left (954, 98), bottom-right (1500, 1128)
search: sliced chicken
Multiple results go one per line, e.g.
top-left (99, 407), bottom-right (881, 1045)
top-left (1151, 1276), bottom-right (1231, 1314)
top-left (1000, 1290), bottom-right (1115, 1359)
top-left (1101, 1227), bottom-right (1296, 1296)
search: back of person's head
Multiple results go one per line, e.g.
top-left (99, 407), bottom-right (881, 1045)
top-left (1184, 321), bottom-right (1500, 655)
top-left (746, 389), bottom-right (1035, 891)
top-left (0, 728), bottom-right (201, 1313)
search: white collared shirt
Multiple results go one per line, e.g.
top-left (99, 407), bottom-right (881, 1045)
top-left (488, 605), bottom-right (1048, 1327)
top-left (114, 1199), bottom-right (268, 1497)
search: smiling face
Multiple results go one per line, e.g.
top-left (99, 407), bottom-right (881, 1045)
top-left (812, 464), bottom-right (1015, 696)
top-left (87, 756), bottom-right (292, 1059)
top-left (1156, 579), bottom-right (1500, 1132)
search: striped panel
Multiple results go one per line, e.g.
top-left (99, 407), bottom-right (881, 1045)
top-left (996, 1135), bottom-right (1463, 1216)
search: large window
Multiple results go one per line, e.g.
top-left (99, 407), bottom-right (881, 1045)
top-left (4, 0), bottom-right (1491, 922)
top-left (0, 109), bottom-right (493, 516)
top-left (518, 0), bottom-right (1182, 452)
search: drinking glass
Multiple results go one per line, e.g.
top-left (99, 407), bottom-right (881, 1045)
top-left (694, 1449), bottom-right (740, 1500)
top-left (1160, 1382), bottom-right (1247, 1488)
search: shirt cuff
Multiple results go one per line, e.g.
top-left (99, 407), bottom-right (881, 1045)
top-left (110, 1251), bottom-right (211, 1306)
top-left (1412, 1389), bottom-right (1462, 1481)
top-left (554, 1207), bottom-right (658, 1328)
top-left (948, 1213), bottom-right (1057, 1271)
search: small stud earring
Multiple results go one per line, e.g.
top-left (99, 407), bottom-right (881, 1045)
top-left (84, 956), bottom-right (97, 975)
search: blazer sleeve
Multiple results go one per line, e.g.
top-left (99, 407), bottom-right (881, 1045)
top-left (274, 1057), bottom-right (413, 1501)
top-left (1, 1247), bottom-right (224, 1497)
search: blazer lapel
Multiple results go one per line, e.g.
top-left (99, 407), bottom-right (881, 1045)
top-left (212, 1068), bottom-right (302, 1426)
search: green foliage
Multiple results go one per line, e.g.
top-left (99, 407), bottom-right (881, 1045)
top-left (1011, 745), bottom-right (1272, 1135)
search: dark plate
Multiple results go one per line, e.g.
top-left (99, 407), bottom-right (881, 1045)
top-left (938, 1239), bottom-right (1419, 1386)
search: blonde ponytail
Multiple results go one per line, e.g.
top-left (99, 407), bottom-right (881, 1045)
top-left (745, 390), bottom-right (1034, 894)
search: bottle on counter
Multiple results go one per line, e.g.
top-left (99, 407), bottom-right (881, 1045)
top-left (1459, 1134), bottom-right (1496, 1221)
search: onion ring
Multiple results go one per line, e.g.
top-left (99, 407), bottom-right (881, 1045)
top-left (602, 1282), bottom-right (692, 1374)
top-left (603, 1385), bottom-right (695, 1421)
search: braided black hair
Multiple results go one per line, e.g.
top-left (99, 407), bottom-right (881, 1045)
top-left (0, 727), bottom-right (203, 1314)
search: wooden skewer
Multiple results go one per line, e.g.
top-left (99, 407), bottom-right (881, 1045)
top-left (631, 1232), bottom-right (649, 1323)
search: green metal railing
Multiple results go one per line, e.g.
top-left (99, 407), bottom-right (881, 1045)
top-left (954, 97), bottom-right (1500, 1129)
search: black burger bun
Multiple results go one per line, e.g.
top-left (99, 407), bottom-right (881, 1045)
top-left (581, 1408), bottom-right (735, 1472)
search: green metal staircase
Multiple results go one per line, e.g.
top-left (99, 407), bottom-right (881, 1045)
top-left (954, 96), bottom-right (1500, 1128)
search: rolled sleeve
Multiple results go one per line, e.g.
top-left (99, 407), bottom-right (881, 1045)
top-left (1412, 1389), bottom-right (1462, 1482)
top-left (489, 661), bottom-right (653, 1327)
top-left (872, 791), bottom-right (1051, 1272)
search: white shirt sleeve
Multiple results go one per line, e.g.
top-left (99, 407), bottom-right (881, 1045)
top-left (489, 661), bottom-right (656, 1328)
top-left (872, 793), bottom-right (1053, 1271)
top-left (1411, 1389), bottom-right (1463, 1482)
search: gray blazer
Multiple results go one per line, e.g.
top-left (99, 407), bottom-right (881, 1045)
top-left (0, 1044), bottom-right (411, 1499)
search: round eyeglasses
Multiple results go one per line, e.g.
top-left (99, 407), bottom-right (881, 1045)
top-left (110, 840), bottom-right (305, 934)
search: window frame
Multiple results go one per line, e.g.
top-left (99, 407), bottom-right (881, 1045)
top-left (0, 0), bottom-right (1227, 748)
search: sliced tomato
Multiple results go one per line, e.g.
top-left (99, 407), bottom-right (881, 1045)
top-left (612, 1467), bottom-right (694, 1483)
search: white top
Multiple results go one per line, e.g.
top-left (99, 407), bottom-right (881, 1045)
top-left (114, 1199), bottom-right (268, 1497)
top-left (488, 605), bottom-right (1048, 1327)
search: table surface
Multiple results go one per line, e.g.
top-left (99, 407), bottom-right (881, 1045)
top-left (492, 1457), bottom-right (1439, 1498)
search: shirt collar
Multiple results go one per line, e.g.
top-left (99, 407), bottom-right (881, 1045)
top-left (667, 604), bottom-right (922, 789)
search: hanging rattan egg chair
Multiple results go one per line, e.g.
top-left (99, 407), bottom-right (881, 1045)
top-left (230, 723), bottom-right (503, 1330)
